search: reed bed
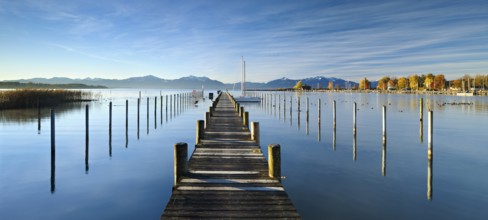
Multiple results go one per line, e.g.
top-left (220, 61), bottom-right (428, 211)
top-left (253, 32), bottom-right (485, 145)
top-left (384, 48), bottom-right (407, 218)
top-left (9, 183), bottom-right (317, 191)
top-left (0, 89), bottom-right (93, 110)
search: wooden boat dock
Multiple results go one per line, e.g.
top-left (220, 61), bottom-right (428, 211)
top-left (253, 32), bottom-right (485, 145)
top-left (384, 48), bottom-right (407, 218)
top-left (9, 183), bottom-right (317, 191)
top-left (161, 92), bottom-right (300, 219)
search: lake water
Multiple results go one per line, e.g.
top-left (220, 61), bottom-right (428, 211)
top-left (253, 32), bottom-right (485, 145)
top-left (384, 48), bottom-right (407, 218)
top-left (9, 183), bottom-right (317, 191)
top-left (1, 89), bottom-right (487, 219)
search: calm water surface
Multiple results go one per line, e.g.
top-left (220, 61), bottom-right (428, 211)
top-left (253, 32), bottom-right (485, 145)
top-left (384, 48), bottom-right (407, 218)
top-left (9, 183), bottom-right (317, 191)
top-left (1, 89), bottom-right (487, 219)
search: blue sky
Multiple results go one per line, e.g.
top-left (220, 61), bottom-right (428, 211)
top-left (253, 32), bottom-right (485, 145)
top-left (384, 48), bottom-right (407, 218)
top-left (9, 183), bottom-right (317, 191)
top-left (0, 0), bottom-right (487, 83)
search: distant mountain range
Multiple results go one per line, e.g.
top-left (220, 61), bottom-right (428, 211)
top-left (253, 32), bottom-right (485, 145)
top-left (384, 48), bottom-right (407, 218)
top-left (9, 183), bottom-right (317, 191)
top-left (3, 75), bottom-right (359, 89)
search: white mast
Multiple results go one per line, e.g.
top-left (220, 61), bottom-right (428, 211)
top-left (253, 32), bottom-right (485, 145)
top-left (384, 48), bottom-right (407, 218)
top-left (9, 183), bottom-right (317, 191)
top-left (241, 56), bottom-right (246, 96)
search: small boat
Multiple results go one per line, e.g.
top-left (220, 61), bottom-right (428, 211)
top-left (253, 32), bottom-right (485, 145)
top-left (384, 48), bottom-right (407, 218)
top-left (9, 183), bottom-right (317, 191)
top-left (234, 57), bottom-right (261, 103)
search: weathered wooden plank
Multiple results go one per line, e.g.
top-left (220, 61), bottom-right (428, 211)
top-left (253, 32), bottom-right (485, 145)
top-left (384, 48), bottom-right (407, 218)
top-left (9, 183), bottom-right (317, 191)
top-left (161, 93), bottom-right (300, 219)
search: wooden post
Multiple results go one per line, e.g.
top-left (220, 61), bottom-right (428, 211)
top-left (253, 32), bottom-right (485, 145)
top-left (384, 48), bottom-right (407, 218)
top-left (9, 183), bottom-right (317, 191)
top-left (174, 142), bottom-right (188, 186)
top-left (240, 106), bottom-right (244, 118)
top-left (205, 112), bottom-right (210, 128)
top-left (298, 96), bottom-right (301, 113)
top-left (306, 97), bottom-right (309, 122)
top-left (420, 98), bottom-right (424, 121)
top-left (318, 98), bottom-right (321, 124)
top-left (251, 122), bottom-right (260, 145)
top-left (382, 105), bottom-right (386, 141)
top-left (154, 96), bottom-right (157, 127)
top-left (51, 109), bottom-right (55, 155)
top-left (333, 100), bottom-right (336, 129)
top-left (428, 110), bottom-right (433, 159)
top-left (109, 101), bottom-right (112, 136)
top-left (137, 98), bottom-right (140, 139)
top-left (196, 120), bottom-right (204, 144)
top-left (37, 96), bottom-right (41, 131)
top-left (85, 105), bottom-right (89, 172)
top-left (170, 94), bottom-right (173, 116)
top-left (353, 102), bottom-right (357, 134)
top-left (268, 144), bottom-right (281, 182)
top-left (126, 100), bottom-right (128, 130)
top-left (209, 106), bottom-right (213, 116)
top-left (160, 96), bottom-right (163, 124)
top-left (243, 111), bottom-right (249, 128)
top-left (50, 109), bottom-right (55, 193)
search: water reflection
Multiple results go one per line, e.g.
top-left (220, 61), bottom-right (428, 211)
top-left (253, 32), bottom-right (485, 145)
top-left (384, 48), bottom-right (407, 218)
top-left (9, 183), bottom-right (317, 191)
top-left (333, 128), bottom-right (336, 151)
top-left (427, 157), bottom-right (433, 200)
top-left (0, 102), bottom-right (86, 124)
top-left (353, 134), bottom-right (357, 161)
top-left (382, 140), bottom-right (387, 176)
top-left (419, 121), bottom-right (423, 143)
top-left (51, 152), bottom-right (55, 193)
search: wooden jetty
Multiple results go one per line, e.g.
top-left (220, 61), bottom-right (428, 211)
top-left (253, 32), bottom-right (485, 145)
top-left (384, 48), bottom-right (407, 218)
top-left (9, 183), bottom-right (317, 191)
top-left (161, 92), bottom-right (300, 219)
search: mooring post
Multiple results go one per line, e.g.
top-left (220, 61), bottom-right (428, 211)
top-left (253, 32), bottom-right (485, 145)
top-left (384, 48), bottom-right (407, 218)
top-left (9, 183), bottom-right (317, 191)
top-left (428, 110), bottom-right (433, 159)
top-left (196, 120), bottom-right (204, 144)
top-left (353, 102), bottom-right (357, 134)
top-left (86, 104), bottom-right (89, 148)
top-left (37, 96), bottom-right (41, 131)
top-left (298, 96), bottom-right (301, 113)
top-left (333, 100), bottom-right (336, 129)
top-left (318, 98), bottom-right (321, 124)
top-left (137, 98), bottom-right (140, 139)
top-left (268, 144), bottom-right (281, 182)
top-left (170, 94), bottom-right (173, 116)
top-left (306, 97), bottom-right (309, 122)
top-left (382, 105), bottom-right (386, 141)
top-left (251, 122), bottom-right (260, 145)
top-left (174, 142), bottom-right (188, 186)
top-left (109, 101), bottom-right (112, 137)
top-left (154, 96), bottom-right (157, 121)
top-left (51, 109), bottom-right (55, 154)
top-left (243, 112), bottom-right (249, 128)
top-left (125, 100), bottom-right (128, 130)
top-left (420, 98), bottom-right (424, 122)
top-left (160, 96), bottom-right (163, 124)
top-left (205, 112), bottom-right (210, 128)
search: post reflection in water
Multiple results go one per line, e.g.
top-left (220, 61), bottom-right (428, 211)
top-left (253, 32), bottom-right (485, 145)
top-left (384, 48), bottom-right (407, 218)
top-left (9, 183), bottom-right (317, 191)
top-left (50, 151), bottom-right (55, 193)
top-left (317, 120), bottom-right (321, 142)
top-left (427, 157), bottom-right (433, 200)
top-left (353, 134), bottom-right (357, 160)
top-left (333, 128), bottom-right (336, 151)
top-left (382, 140), bottom-right (387, 176)
top-left (147, 97), bottom-right (149, 135)
top-left (419, 121), bottom-right (423, 143)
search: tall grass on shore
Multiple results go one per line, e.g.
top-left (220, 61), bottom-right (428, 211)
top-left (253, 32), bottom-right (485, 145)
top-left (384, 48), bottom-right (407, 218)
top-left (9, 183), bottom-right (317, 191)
top-left (0, 89), bottom-right (93, 110)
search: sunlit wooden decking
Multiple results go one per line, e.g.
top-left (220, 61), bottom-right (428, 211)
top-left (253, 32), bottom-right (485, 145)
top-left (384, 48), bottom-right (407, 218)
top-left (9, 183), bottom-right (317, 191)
top-left (161, 92), bottom-right (300, 219)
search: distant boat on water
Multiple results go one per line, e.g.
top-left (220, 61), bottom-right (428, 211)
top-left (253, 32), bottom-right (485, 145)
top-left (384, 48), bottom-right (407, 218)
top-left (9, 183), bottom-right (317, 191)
top-left (234, 56), bottom-right (261, 103)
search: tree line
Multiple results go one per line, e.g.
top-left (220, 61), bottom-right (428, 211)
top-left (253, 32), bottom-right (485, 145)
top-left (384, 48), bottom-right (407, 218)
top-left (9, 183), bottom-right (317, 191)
top-left (359, 74), bottom-right (488, 91)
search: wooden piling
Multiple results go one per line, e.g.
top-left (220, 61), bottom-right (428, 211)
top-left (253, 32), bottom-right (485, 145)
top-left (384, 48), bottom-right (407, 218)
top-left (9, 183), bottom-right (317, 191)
top-left (268, 144), bottom-right (281, 182)
top-left (126, 100), bottom-right (129, 130)
top-left (243, 111), bottom-right (249, 128)
top-left (353, 102), bottom-right (357, 134)
top-left (37, 96), bottom-right (41, 131)
top-left (174, 142), bottom-right (188, 186)
top-left (382, 105), bottom-right (386, 141)
top-left (428, 110), bottom-right (433, 159)
top-left (205, 112), bottom-right (210, 129)
top-left (85, 105), bottom-right (89, 172)
top-left (333, 100), bottom-right (336, 129)
top-left (137, 98), bottom-right (140, 139)
top-left (196, 120), bottom-right (204, 144)
top-left (420, 98), bottom-right (424, 122)
top-left (155, 96), bottom-right (157, 126)
top-left (251, 122), bottom-right (260, 145)
top-left (240, 106), bottom-right (244, 118)
top-left (109, 101), bottom-right (112, 137)
top-left (306, 97), bottom-right (309, 122)
top-left (50, 109), bottom-right (55, 154)
top-left (318, 98), bottom-right (321, 124)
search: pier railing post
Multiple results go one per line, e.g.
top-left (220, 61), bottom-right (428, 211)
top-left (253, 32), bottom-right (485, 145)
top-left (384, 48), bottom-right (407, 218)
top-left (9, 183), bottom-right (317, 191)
top-left (209, 106), bottom-right (213, 116)
top-left (268, 144), bottom-right (281, 182)
top-left (174, 142), bottom-right (188, 186)
top-left (240, 106), bottom-right (244, 118)
top-left (243, 111), bottom-right (249, 128)
top-left (196, 120), bottom-right (204, 144)
top-left (205, 112), bottom-right (210, 128)
top-left (251, 122), bottom-right (260, 145)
